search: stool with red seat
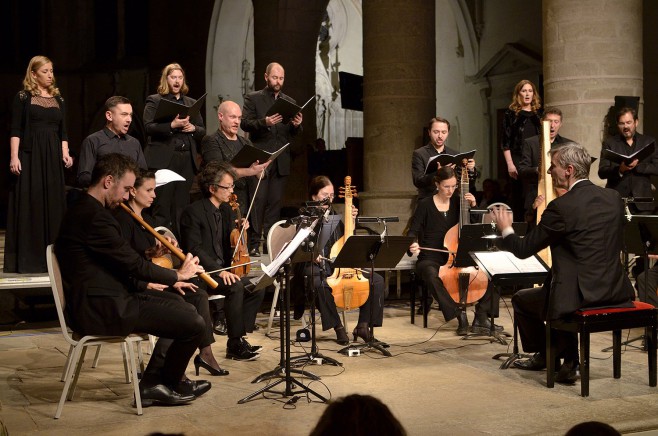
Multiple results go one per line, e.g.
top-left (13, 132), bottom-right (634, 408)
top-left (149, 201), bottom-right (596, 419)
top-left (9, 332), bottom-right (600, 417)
top-left (546, 301), bottom-right (657, 397)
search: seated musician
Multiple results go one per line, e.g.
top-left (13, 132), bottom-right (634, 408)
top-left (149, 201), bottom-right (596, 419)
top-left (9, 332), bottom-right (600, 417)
top-left (408, 166), bottom-right (500, 335)
top-left (113, 169), bottom-right (228, 377)
top-left (180, 161), bottom-right (265, 361)
top-left (55, 153), bottom-right (209, 407)
top-left (291, 175), bottom-right (388, 346)
top-left (491, 143), bottom-right (634, 384)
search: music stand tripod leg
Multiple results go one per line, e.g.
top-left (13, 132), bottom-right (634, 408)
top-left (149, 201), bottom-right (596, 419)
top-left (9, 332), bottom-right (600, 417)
top-left (240, 262), bottom-right (327, 404)
top-left (289, 266), bottom-right (342, 367)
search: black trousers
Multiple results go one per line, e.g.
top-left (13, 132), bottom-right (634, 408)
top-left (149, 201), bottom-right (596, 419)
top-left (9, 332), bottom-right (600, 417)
top-left (134, 291), bottom-right (205, 386)
top-left (152, 149), bottom-right (195, 236)
top-left (210, 276), bottom-right (265, 341)
top-left (636, 265), bottom-right (658, 307)
top-left (301, 264), bottom-right (387, 330)
top-left (251, 172), bottom-right (287, 248)
top-left (416, 258), bottom-right (498, 321)
top-left (512, 287), bottom-right (578, 361)
top-left (145, 287), bottom-right (216, 383)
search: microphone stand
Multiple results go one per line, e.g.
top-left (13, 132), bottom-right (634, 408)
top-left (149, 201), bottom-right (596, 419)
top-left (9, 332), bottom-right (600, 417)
top-left (290, 215), bottom-right (342, 367)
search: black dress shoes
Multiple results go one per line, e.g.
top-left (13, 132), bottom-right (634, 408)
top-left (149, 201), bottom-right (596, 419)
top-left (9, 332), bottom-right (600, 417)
top-left (242, 337), bottom-right (263, 353)
top-left (471, 317), bottom-right (504, 334)
top-left (226, 340), bottom-right (260, 361)
top-left (249, 248), bottom-right (261, 257)
top-left (555, 360), bottom-right (579, 385)
top-left (213, 318), bottom-right (228, 336)
top-left (175, 379), bottom-right (212, 398)
top-left (513, 353), bottom-right (547, 371)
top-left (139, 384), bottom-right (195, 407)
top-left (456, 310), bottom-right (469, 336)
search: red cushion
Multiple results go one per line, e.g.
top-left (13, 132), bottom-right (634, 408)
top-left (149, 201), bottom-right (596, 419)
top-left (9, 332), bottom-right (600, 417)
top-left (576, 301), bottom-right (655, 317)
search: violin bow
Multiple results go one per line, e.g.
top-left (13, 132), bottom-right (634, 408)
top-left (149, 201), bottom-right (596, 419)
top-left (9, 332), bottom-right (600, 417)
top-left (229, 168), bottom-right (265, 260)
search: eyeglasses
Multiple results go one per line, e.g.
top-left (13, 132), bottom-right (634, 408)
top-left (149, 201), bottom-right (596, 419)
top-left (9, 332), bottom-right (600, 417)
top-left (214, 184), bottom-right (234, 190)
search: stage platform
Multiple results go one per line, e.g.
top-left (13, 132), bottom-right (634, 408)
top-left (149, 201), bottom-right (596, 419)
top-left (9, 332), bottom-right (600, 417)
top-left (1, 303), bottom-right (658, 435)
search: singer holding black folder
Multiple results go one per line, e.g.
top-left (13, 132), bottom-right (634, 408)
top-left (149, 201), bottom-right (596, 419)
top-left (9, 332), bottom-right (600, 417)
top-left (201, 100), bottom-right (270, 255)
top-left (143, 63), bottom-right (206, 234)
top-left (290, 176), bottom-right (387, 346)
top-left (241, 62), bottom-right (302, 256)
top-left (412, 117), bottom-right (478, 201)
top-left (599, 106), bottom-right (658, 214)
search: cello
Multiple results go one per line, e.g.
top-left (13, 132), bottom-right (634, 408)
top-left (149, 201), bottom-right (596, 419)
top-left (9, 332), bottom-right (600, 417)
top-left (326, 176), bottom-right (370, 310)
top-left (228, 194), bottom-right (251, 277)
top-left (438, 163), bottom-right (489, 305)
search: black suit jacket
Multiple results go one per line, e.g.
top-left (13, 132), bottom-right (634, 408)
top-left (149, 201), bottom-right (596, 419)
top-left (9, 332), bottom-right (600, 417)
top-left (55, 193), bottom-right (177, 336)
top-left (598, 133), bottom-right (658, 212)
top-left (143, 93), bottom-right (206, 171)
top-left (518, 134), bottom-right (573, 210)
top-left (240, 87), bottom-right (301, 176)
top-left (411, 144), bottom-right (477, 200)
top-left (411, 144), bottom-right (458, 200)
top-left (501, 180), bottom-right (634, 320)
top-left (179, 198), bottom-right (233, 275)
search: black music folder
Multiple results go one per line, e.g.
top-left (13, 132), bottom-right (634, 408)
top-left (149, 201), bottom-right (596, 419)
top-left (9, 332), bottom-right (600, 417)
top-left (153, 93), bottom-right (207, 123)
top-left (230, 143), bottom-right (289, 168)
top-left (266, 95), bottom-right (315, 124)
top-left (424, 150), bottom-right (477, 175)
top-left (601, 141), bottom-right (655, 165)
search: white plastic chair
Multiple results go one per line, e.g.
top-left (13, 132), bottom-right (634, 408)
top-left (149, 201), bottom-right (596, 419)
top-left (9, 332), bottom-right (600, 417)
top-left (264, 221), bottom-right (346, 336)
top-left (47, 245), bottom-right (148, 418)
top-left (265, 221), bottom-right (297, 335)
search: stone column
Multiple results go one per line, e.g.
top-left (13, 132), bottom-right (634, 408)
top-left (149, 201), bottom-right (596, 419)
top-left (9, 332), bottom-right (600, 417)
top-left (360, 0), bottom-right (436, 235)
top-left (543, 0), bottom-right (643, 184)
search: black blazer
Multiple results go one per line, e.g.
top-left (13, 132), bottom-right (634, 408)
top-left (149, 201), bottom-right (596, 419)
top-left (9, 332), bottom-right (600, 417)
top-left (501, 180), bottom-right (634, 320)
top-left (598, 133), bottom-right (658, 212)
top-left (518, 134), bottom-right (573, 210)
top-left (143, 93), bottom-right (206, 171)
top-left (179, 198), bottom-right (233, 274)
top-left (55, 193), bottom-right (177, 336)
top-left (240, 87), bottom-right (301, 176)
top-left (411, 143), bottom-right (477, 200)
top-left (411, 144), bottom-right (458, 200)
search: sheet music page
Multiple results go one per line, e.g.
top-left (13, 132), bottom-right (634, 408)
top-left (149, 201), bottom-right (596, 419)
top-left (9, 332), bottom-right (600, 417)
top-left (474, 251), bottom-right (547, 276)
top-left (262, 219), bottom-right (317, 277)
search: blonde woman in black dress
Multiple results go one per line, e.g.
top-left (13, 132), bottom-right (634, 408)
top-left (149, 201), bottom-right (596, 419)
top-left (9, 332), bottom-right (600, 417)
top-left (5, 55), bottom-right (73, 273)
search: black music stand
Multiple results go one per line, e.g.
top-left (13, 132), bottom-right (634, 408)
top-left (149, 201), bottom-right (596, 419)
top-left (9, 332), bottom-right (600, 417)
top-left (289, 214), bottom-right (342, 368)
top-left (450, 225), bottom-right (511, 343)
top-left (470, 250), bottom-right (549, 368)
top-left (332, 235), bottom-right (413, 357)
top-left (239, 222), bottom-right (328, 404)
top-left (604, 214), bottom-right (658, 352)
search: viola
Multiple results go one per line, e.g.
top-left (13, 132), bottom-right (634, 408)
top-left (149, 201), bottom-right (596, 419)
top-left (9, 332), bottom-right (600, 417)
top-left (438, 162), bottom-right (488, 305)
top-left (228, 194), bottom-right (251, 277)
top-left (326, 176), bottom-right (370, 310)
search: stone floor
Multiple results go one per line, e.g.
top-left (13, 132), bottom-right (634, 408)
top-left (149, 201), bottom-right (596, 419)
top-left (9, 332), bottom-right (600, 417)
top-left (1, 302), bottom-right (658, 436)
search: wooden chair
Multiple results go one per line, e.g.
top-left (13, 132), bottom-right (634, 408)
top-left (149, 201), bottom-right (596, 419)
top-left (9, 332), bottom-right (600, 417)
top-left (47, 245), bottom-right (148, 418)
top-left (546, 301), bottom-right (658, 397)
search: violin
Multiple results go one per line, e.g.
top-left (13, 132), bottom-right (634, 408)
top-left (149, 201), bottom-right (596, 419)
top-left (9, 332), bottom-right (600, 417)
top-left (326, 176), bottom-right (370, 310)
top-left (228, 194), bottom-right (251, 277)
top-left (438, 161), bottom-right (488, 305)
